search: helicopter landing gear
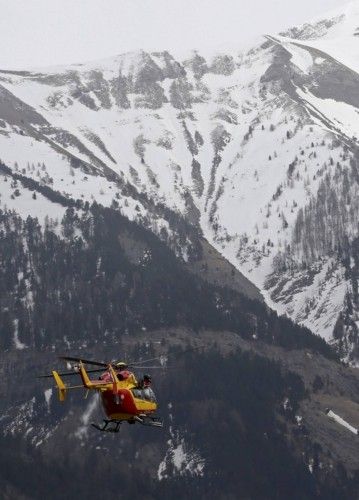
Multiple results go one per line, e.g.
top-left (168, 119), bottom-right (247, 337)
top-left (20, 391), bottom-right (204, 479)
top-left (134, 414), bottom-right (163, 428)
top-left (91, 419), bottom-right (121, 433)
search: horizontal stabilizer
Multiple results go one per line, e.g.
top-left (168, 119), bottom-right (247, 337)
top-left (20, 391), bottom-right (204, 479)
top-left (52, 370), bottom-right (67, 402)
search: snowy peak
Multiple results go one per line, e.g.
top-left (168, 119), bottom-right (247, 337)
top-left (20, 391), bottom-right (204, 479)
top-left (2, 6), bottom-right (359, 361)
top-left (276, 1), bottom-right (359, 77)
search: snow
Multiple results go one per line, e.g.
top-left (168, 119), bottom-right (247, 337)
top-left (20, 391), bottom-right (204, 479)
top-left (295, 415), bottom-right (303, 426)
top-left (0, 171), bottom-right (67, 225)
top-left (326, 409), bottom-right (358, 435)
top-left (158, 436), bottom-right (205, 480)
top-left (44, 388), bottom-right (53, 412)
top-left (282, 397), bottom-right (292, 411)
top-left (287, 45), bottom-right (313, 74)
top-left (273, 2), bottom-right (359, 77)
top-left (1, 4), bottom-right (359, 353)
top-left (263, 259), bottom-right (348, 341)
top-left (13, 318), bottom-right (27, 350)
top-left (4, 397), bottom-right (36, 436)
top-left (158, 404), bottom-right (205, 480)
top-left (268, 35), bottom-right (313, 74)
top-left (295, 87), bottom-right (359, 141)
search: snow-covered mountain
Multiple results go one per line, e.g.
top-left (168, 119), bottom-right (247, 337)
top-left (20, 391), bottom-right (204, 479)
top-left (2, 1), bottom-right (359, 360)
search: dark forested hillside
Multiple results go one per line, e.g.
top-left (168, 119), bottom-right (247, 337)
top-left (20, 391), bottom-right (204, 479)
top-left (0, 346), bottom-right (358, 500)
top-left (0, 205), bottom-right (357, 499)
top-left (0, 204), bottom-right (334, 357)
top-left (3, 3), bottom-right (359, 497)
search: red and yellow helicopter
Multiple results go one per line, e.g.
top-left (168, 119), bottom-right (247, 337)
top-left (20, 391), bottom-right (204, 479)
top-left (39, 356), bottom-right (164, 433)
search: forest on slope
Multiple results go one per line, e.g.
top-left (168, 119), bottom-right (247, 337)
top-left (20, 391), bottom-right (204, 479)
top-left (0, 203), bottom-right (333, 357)
top-left (1, 345), bottom-right (358, 500)
top-left (1, 202), bottom-right (358, 499)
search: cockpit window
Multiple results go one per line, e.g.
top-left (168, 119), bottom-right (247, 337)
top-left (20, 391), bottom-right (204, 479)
top-left (132, 387), bottom-right (156, 402)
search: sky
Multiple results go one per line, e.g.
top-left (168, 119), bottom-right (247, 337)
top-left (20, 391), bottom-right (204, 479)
top-left (0, 0), bottom-right (352, 69)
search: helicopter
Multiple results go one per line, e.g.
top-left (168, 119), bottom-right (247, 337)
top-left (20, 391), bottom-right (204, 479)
top-left (39, 355), bottom-right (164, 433)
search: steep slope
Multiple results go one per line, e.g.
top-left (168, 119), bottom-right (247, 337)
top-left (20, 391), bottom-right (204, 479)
top-left (1, 200), bottom-right (356, 497)
top-left (2, 3), bottom-right (359, 360)
top-left (1, 340), bottom-right (358, 500)
top-left (0, 202), bottom-right (357, 498)
top-left (0, 204), bottom-right (324, 352)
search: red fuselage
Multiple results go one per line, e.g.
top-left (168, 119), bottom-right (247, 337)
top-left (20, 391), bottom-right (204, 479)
top-left (99, 370), bottom-right (157, 420)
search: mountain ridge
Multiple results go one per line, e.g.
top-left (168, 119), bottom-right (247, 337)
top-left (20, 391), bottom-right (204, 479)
top-left (1, 4), bottom-right (359, 496)
top-left (1, 3), bottom-right (359, 361)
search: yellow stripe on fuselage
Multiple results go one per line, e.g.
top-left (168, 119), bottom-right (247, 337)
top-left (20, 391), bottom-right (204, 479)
top-left (133, 398), bottom-right (157, 412)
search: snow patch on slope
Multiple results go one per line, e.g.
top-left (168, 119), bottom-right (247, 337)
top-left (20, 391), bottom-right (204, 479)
top-left (158, 403), bottom-right (205, 480)
top-left (13, 318), bottom-right (27, 350)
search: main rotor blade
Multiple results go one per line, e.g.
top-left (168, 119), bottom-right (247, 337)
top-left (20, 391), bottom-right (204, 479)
top-left (128, 356), bottom-right (166, 366)
top-left (129, 344), bottom-right (206, 366)
top-left (59, 356), bottom-right (108, 367)
top-left (130, 365), bottom-right (168, 369)
top-left (37, 367), bottom-right (107, 379)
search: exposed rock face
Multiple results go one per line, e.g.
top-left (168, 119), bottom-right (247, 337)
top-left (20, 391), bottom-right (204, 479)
top-left (1, 5), bottom-right (359, 497)
top-left (2, 4), bottom-right (359, 361)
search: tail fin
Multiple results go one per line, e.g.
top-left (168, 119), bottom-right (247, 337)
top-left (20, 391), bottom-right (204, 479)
top-left (79, 361), bottom-right (95, 389)
top-left (52, 371), bottom-right (67, 402)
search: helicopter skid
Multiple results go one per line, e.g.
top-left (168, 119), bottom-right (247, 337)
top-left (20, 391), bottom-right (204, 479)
top-left (91, 419), bottom-right (121, 433)
top-left (91, 415), bottom-right (163, 432)
top-left (134, 414), bottom-right (163, 428)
